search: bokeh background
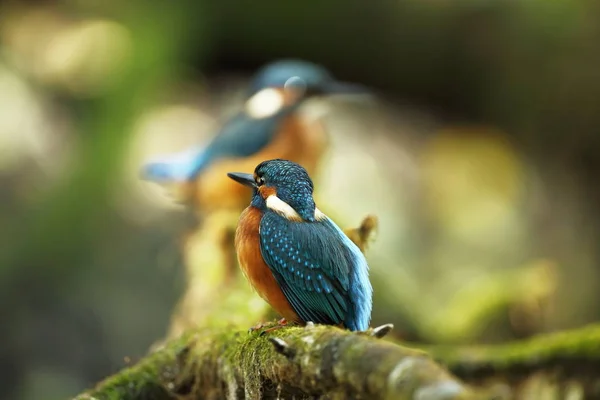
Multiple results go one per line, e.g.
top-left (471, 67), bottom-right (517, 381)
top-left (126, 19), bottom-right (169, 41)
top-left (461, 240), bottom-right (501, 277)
top-left (2, 0), bottom-right (600, 399)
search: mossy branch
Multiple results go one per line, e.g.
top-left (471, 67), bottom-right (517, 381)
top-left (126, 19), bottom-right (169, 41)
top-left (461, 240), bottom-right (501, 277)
top-left (431, 323), bottom-right (600, 382)
top-left (74, 325), bottom-right (480, 400)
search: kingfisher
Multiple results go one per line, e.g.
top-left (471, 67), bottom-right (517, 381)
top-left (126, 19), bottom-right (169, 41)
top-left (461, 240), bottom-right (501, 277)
top-left (227, 159), bottom-right (373, 331)
top-left (141, 60), bottom-right (366, 213)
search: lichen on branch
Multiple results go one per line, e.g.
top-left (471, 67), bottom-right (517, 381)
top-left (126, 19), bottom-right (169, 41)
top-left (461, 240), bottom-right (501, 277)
top-left (75, 325), bottom-right (479, 400)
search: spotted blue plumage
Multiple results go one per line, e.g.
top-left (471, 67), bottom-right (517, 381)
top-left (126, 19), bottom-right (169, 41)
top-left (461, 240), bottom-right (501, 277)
top-left (236, 159), bottom-right (373, 331)
top-left (325, 215), bottom-right (373, 331)
top-left (260, 212), bottom-right (348, 324)
top-left (259, 211), bottom-right (372, 331)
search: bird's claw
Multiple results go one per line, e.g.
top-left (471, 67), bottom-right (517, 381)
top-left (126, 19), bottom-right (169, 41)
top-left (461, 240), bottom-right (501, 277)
top-left (248, 322), bottom-right (268, 333)
top-left (248, 318), bottom-right (289, 335)
top-left (269, 337), bottom-right (296, 359)
top-left (259, 318), bottom-right (289, 336)
top-left (370, 323), bottom-right (394, 339)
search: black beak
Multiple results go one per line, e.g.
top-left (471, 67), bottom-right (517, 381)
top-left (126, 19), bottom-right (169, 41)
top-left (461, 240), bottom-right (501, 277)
top-left (227, 172), bottom-right (256, 188)
top-left (320, 80), bottom-right (370, 95)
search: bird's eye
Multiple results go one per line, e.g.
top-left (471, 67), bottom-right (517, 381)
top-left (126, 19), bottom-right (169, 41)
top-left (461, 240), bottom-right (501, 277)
top-left (256, 176), bottom-right (265, 186)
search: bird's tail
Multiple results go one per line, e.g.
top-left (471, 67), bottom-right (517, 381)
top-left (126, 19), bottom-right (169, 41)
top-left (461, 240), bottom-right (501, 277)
top-left (140, 146), bottom-right (207, 183)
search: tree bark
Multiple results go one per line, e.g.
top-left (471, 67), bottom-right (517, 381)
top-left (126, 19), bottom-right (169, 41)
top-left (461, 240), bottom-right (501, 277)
top-left (74, 325), bottom-right (480, 400)
top-left (74, 322), bottom-right (600, 399)
top-left (431, 323), bottom-right (600, 397)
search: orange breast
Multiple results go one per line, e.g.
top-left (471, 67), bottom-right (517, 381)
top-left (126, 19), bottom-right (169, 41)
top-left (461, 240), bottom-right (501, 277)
top-left (193, 114), bottom-right (328, 213)
top-left (235, 206), bottom-right (301, 323)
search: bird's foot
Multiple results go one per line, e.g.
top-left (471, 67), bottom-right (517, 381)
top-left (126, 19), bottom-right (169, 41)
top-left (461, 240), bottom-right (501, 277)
top-left (248, 321), bottom-right (270, 332)
top-left (248, 319), bottom-right (290, 335)
top-left (248, 318), bottom-right (288, 336)
top-left (259, 318), bottom-right (289, 336)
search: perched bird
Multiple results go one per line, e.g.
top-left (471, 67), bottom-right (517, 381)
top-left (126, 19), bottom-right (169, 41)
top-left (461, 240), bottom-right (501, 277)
top-left (141, 59), bottom-right (366, 213)
top-left (228, 159), bottom-right (373, 331)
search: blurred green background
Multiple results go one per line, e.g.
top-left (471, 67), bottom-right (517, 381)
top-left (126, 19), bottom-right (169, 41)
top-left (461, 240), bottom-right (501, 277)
top-left (2, 0), bottom-right (600, 398)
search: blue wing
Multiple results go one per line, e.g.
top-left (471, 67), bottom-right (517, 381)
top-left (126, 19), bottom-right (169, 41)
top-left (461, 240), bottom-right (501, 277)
top-left (141, 106), bottom-right (298, 183)
top-left (259, 211), bottom-right (372, 330)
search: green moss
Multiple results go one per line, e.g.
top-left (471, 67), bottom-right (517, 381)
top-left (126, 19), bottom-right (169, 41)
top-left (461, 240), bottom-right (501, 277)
top-left (222, 327), bottom-right (301, 395)
top-left (75, 321), bottom-right (600, 399)
top-left (76, 325), bottom-right (481, 399)
top-left (431, 323), bottom-right (600, 372)
top-left (186, 325), bottom-right (344, 397)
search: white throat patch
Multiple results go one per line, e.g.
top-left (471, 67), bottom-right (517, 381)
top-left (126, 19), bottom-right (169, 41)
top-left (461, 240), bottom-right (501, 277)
top-left (266, 195), bottom-right (301, 221)
top-left (314, 207), bottom-right (327, 221)
top-left (245, 88), bottom-right (285, 119)
top-left (266, 195), bottom-right (328, 222)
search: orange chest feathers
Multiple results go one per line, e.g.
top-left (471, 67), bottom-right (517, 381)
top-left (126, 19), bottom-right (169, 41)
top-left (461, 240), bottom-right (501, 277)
top-left (193, 115), bottom-right (327, 213)
top-left (234, 206), bottom-right (300, 322)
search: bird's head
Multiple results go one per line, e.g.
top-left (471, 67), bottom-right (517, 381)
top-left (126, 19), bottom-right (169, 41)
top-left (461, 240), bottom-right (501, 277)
top-left (227, 159), bottom-right (319, 222)
top-left (244, 59), bottom-right (367, 119)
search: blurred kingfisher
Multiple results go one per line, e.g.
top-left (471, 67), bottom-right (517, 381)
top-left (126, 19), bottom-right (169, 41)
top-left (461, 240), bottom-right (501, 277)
top-left (227, 159), bottom-right (373, 331)
top-left (142, 60), bottom-right (366, 213)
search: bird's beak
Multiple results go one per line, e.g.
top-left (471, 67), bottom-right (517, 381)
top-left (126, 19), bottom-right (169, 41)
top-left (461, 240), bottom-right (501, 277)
top-left (321, 80), bottom-right (370, 95)
top-left (227, 172), bottom-right (256, 188)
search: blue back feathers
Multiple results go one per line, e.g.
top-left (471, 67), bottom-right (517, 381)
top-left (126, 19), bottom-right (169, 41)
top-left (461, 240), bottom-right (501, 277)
top-left (196, 106), bottom-right (298, 173)
top-left (260, 213), bottom-right (349, 324)
top-left (253, 160), bottom-right (373, 331)
top-left (323, 217), bottom-right (373, 331)
top-left (141, 106), bottom-right (297, 182)
top-left (259, 211), bottom-right (372, 331)
top-left (142, 59), bottom-right (350, 184)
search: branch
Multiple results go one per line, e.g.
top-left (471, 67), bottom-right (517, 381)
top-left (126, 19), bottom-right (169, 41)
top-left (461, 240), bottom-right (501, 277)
top-left (74, 325), bottom-right (480, 400)
top-left (75, 323), bottom-right (600, 400)
top-left (431, 323), bottom-right (600, 382)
